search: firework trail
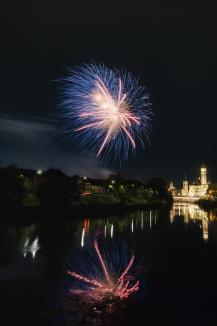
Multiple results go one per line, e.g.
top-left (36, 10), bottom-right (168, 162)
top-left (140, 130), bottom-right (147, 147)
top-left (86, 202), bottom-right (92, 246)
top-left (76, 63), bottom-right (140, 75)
top-left (66, 236), bottom-right (142, 301)
top-left (59, 63), bottom-right (152, 163)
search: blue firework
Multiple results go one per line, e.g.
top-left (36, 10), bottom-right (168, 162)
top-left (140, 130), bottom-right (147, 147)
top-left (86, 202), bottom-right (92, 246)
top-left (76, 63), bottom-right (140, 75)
top-left (58, 63), bottom-right (152, 163)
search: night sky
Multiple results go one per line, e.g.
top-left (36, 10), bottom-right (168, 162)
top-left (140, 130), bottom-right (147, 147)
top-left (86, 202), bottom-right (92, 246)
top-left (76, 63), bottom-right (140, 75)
top-left (1, 1), bottom-right (216, 185)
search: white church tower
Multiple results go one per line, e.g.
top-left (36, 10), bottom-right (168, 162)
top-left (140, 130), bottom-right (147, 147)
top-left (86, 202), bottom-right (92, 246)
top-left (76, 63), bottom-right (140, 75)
top-left (200, 164), bottom-right (207, 185)
top-left (200, 164), bottom-right (208, 197)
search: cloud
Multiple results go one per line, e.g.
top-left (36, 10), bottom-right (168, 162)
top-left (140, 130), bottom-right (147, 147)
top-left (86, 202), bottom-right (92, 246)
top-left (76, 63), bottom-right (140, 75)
top-left (0, 114), bottom-right (112, 178)
top-left (0, 114), bottom-right (55, 135)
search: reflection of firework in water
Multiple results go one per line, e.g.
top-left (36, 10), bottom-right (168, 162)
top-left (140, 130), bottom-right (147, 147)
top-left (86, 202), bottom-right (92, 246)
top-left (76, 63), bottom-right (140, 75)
top-left (67, 236), bottom-right (141, 301)
top-left (59, 63), bottom-right (152, 163)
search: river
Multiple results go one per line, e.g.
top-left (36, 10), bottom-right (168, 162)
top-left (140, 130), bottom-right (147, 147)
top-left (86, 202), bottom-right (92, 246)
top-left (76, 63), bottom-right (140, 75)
top-left (1, 203), bottom-right (217, 325)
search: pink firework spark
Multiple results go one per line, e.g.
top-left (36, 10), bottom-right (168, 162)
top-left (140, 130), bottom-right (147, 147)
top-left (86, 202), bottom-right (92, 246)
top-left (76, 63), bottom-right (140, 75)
top-left (74, 76), bottom-right (141, 157)
top-left (60, 63), bottom-right (152, 163)
top-left (67, 237), bottom-right (140, 301)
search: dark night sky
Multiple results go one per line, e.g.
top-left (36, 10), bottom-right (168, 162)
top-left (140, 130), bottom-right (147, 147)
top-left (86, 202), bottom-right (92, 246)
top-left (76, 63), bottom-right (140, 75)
top-left (0, 1), bottom-right (216, 185)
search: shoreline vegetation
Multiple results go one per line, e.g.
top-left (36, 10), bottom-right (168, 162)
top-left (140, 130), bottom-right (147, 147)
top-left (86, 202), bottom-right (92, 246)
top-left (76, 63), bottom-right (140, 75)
top-left (0, 165), bottom-right (173, 217)
top-left (198, 198), bottom-right (217, 214)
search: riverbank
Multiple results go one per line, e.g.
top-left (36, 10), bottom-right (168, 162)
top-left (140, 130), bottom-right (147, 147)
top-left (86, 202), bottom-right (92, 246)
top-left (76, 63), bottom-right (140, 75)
top-left (0, 199), bottom-right (172, 221)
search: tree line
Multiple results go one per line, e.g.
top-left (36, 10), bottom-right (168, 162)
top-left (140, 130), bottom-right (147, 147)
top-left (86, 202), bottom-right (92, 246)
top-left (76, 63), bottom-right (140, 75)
top-left (0, 165), bottom-right (173, 207)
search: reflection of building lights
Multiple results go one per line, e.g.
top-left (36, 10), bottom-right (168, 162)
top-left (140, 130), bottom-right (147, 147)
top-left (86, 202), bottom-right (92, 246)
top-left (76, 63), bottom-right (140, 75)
top-left (155, 211), bottom-right (157, 225)
top-left (131, 219), bottom-right (134, 232)
top-left (170, 203), bottom-right (209, 242)
top-left (150, 211), bottom-right (152, 228)
top-left (22, 237), bottom-right (40, 259)
top-left (81, 228), bottom-right (85, 247)
top-left (30, 238), bottom-right (40, 258)
top-left (83, 218), bottom-right (90, 232)
top-left (23, 238), bottom-right (29, 257)
top-left (111, 224), bottom-right (114, 238)
top-left (203, 231), bottom-right (208, 241)
top-left (104, 224), bottom-right (107, 238)
top-left (202, 218), bottom-right (209, 241)
top-left (141, 215), bottom-right (143, 230)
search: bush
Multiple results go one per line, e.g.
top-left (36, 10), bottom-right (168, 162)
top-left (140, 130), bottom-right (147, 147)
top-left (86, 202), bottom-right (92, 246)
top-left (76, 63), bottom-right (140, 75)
top-left (0, 165), bottom-right (26, 206)
top-left (22, 193), bottom-right (40, 206)
top-left (80, 194), bottom-right (120, 205)
top-left (121, 195), bottom-right (148, 206)
top-left (37, 169), bottom-right (71, 207)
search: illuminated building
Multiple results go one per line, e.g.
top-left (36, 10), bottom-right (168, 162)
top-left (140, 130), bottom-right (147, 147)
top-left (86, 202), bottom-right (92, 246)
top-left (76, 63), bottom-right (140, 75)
top-left (169, 164), bottom-right (209, 201)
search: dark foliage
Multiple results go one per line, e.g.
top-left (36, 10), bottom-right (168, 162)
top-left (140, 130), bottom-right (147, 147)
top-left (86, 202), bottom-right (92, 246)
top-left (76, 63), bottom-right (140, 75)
top-left (0, 165), bottom-right (26, 206)
top-left (146, 177), bottom-right (173, 204)
top-left (37, 168), bottom-right (71, 207)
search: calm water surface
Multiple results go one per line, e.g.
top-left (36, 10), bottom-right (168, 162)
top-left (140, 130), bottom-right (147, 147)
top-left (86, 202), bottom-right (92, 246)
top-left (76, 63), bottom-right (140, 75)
top-left (1, 203), bottom-right (217, 325)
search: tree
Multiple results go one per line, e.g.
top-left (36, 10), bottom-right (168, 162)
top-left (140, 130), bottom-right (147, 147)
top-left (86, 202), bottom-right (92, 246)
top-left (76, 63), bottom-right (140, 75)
top-left (37, 168), bottom-right (71, 207)
top-left (146, 177), bottom-right (173, 203)
top-left (71, 175), bottom-right (83, 200)
top-left (208, 183), bottom-right (217, 198)
top-left (0, 165), bottom-right (26, 206)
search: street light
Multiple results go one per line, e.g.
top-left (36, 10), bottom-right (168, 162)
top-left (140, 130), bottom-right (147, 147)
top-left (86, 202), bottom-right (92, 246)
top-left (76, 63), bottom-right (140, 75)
top-left (34, 170), bottom-right (43, 191)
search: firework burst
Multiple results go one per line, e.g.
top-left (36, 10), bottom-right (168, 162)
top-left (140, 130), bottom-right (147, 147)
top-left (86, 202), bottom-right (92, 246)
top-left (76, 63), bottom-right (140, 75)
top-left (67, 236), bottom-right (141, 302)
top-left (59, 63), bottom-right (152, 163)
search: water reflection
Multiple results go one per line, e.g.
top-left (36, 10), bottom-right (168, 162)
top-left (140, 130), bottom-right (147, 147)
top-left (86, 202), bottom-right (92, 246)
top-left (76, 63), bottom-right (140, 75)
top-left (170, 203), bottom-right (209, 241)
top-left (0, 223), bottom-right (40, 261)
top-left (1, 206), bottom-right (217, 326)
top-left (78, 210), bottom-right (159, 247)
top-left (22, 236), bottom-right (40, 258)
top-left (1, 205), bottom-right (217, 281)
top-left (81, 228), bottom-right (85, 247)
top-left (111, 223), bottom-right (114, 238)
top-left (0, 223), bottom-right (43, 280)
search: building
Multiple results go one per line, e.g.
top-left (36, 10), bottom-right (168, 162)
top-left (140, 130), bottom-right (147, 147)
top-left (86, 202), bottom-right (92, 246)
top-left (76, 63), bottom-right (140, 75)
top-left (169, 164), bottom-right (209, 201)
